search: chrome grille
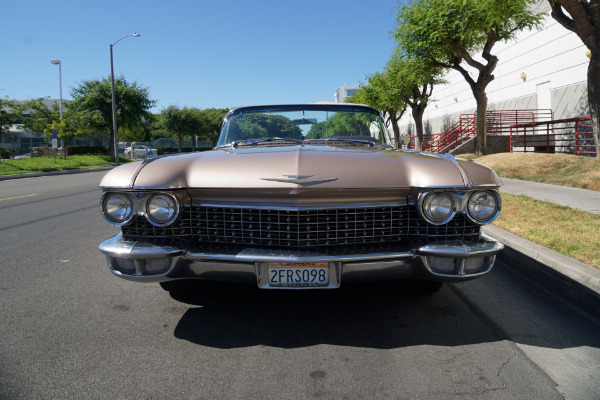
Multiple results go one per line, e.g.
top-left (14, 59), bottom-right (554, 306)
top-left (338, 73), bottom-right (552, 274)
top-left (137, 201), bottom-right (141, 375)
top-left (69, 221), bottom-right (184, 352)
top-left (194, 206), bottom-right (407, 248)
top-left (121, 205), bottom-right (481, 251)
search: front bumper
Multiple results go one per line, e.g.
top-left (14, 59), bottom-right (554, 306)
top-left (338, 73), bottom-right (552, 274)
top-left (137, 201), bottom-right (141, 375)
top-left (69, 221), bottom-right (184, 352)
top-left (98, 233), bottom-right (504, 288)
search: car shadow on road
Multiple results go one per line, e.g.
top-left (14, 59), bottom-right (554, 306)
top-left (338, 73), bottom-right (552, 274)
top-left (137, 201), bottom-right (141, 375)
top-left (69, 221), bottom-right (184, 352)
top-left (170, 280), bottom-right (506, 349)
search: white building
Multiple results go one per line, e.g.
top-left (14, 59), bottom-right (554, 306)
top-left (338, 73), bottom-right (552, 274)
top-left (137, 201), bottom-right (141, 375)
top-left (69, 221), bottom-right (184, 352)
top-left (397, 3), bottom-right (590, 136)
top-left (334, 86), bottom-right (360, 103)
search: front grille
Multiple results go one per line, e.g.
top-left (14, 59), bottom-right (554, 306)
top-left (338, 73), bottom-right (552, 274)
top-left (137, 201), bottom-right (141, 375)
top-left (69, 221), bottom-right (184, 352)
top-left (121, 205), bottom-right (480, 252)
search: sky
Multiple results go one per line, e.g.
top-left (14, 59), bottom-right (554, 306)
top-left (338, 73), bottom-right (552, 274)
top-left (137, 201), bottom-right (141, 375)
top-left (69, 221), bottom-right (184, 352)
top-left (1, 0), bottom-right (402, 112)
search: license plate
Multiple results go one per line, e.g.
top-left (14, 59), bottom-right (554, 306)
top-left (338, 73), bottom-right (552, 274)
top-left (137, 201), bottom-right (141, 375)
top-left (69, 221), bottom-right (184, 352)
top-left (267, 262), bottom-right (330, 287)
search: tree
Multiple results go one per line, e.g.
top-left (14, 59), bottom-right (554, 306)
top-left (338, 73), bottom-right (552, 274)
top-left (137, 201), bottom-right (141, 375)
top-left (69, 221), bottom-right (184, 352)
top-left (69, 76), bottom-right (155, 158)
top-left (0, 97), bottom-right (19, 151)
top-left (18, 98), bottom-right (59, 134)
top-left (347, 72), bottom-right (407, 148)
top-left (160, 105), bottom-right (204, 152)
top-left (196, 108), bottom-right (230, 146)
top-left (548, 0), bottom-right (600, 156)
top-left (228, 113), bottom-right (303, 141)
top-left (387, 55), bottom-right (443, 151)
top-left (395, 0), bottom-right (543, 155)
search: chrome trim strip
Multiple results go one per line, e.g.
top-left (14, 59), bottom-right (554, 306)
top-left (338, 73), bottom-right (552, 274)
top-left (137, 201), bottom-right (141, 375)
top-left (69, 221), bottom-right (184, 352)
top-left (415, 233), bottom-right (504, 258)
top-left (260, 176), bottom-right (338, 184)
top-left (99, 233), bottom-right (504, 283)
top-left (186, 249), bottom-right (414, 263)
top-left (99, 185), bottom-right (132, 189)
top-left (194, 202), bottom-right (405, 210)
top-left (127, 186), bottom-right (185, 190)
top-left (99, 234), bottom-right (184, 259)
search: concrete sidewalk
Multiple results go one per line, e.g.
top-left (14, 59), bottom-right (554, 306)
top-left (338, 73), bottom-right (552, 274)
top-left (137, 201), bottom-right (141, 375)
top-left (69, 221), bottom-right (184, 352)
top-left (500, 177), bottom-right (600, 214)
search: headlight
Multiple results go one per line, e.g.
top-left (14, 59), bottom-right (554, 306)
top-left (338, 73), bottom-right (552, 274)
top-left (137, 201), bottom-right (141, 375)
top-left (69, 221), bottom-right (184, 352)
top-left (420, 191), bottom-right (455, 225)
top-left (467, 191), bottom-right (500, 223)
top-left (146, 193), bottom-right (179, 226)
top-left (102, 193), bottom-right (133, 225)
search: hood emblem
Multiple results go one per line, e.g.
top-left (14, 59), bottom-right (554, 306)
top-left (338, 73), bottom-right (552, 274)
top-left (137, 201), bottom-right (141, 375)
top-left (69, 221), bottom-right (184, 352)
top-left (260, 175), bottom-right (338, 184)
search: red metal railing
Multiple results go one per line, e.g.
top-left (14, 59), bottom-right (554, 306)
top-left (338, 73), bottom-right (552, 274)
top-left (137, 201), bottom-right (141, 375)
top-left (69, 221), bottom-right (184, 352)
top-left (406, 109), bottom-right (554, 153)
top-left (509, 116), bottom-right (595, 156)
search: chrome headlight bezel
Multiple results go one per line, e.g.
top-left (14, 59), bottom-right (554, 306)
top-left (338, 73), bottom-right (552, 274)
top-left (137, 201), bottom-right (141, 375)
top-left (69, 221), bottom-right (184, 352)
top-left (145, 193), bottom-right (180, 227)
top-left (418, 191), bottom-right (456, 225)
top-left (101, 192), bottom-right (134, 226)
top-left (466, 190), bottom-right (501, 224)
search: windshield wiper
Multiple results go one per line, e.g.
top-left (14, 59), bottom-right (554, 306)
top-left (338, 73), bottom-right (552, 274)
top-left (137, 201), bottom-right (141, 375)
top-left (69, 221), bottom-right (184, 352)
top-left (305, 138), bottom-right (377, 148)
top-left (229, 137), bottom-right (303, 148)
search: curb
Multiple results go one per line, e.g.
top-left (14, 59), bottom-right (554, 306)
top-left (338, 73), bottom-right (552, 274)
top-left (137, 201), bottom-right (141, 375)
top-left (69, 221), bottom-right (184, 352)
top-left (0, 167), bottom-right (114, 181)
top-left (483, 224), bottom-right (600, 320)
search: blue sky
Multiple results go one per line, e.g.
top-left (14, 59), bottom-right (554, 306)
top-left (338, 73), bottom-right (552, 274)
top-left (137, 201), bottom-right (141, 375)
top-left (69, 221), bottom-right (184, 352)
top-left (2, 0), bottom-right (402, 112)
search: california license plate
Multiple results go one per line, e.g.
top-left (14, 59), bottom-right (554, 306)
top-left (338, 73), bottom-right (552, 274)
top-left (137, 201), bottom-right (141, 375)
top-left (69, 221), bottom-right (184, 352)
top-left (267, 262), bottom-right (330, 287)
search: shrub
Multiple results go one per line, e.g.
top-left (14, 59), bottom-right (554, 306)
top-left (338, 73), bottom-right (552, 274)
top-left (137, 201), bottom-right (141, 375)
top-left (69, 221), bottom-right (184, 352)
top-left (0, 147), bottom-right (16, 159)
top-left (67, 145), bottom-right (108, 156)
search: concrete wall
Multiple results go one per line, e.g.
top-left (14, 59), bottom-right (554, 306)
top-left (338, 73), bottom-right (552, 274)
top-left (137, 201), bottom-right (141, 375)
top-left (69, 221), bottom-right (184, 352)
top-left (451, 136), bottom-right (510, 156)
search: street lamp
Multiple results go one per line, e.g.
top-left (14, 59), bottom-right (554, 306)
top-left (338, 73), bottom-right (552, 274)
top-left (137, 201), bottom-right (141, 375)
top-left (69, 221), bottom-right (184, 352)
top-left (110, 33), bottom-right (141, 165)
top-left (50, 59), bottom-right (63, 159)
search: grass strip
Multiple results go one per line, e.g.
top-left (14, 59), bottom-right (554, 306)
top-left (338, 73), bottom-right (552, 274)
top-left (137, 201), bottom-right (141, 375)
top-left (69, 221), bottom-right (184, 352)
top-left (0, 155), bottom-right (131, 176)
top-left (494, 193), bottom-right (600, 269)
top-left (463, 153), bottom-right (600, 191)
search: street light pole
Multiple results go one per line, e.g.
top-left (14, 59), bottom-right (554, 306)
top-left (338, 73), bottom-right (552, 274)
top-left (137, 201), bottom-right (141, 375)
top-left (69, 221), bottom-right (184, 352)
top-left (50, 59), bottom-right (63, 159)
top-left (110, 33), bottom-right (141, 165)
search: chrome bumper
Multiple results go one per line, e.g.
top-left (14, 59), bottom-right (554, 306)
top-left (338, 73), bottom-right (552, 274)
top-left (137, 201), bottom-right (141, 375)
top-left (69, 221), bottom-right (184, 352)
top-left (98, 233), bottom-right (504, 288)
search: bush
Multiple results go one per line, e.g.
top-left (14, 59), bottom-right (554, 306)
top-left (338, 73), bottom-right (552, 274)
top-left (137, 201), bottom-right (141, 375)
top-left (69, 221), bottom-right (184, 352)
top-left (67, 145), bottom-right (109, 156)
top-left (0, 147), bottom-right (16, 159)
top-left (156, 147), bottom-right (212, 156)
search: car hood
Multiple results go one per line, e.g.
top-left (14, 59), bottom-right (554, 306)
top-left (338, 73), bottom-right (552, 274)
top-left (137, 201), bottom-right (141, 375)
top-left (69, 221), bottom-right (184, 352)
top-left (99, 146), bottom-right (501, 189)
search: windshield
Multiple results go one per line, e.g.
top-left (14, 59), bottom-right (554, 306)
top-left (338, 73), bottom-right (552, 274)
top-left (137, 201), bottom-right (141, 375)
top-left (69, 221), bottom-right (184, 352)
top-left (217, 105), bottom-right (390, 148)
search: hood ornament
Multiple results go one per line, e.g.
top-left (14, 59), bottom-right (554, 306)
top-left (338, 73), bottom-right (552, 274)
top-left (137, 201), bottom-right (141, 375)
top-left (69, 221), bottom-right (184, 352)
top-left (260, 174), bottom-right (337, 184)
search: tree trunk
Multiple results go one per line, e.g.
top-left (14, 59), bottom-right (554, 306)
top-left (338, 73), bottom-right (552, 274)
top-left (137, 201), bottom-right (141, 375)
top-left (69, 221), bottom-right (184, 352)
top-left (178, 129), bottom-right (183, 153)
top-left (588, 52), bottom-right (600, 157)
top-left (473, 89), bottom-right (488, 156)
top-left (412, 105), bottom-right (425, 151)
top-left (192, 134), bottom-right (197, 152)
top-left (390, 118), bottom-right (400, 149)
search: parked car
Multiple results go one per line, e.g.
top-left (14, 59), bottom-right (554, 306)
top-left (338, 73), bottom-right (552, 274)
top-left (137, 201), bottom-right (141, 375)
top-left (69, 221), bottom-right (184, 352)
top-left (98, 103), bottom-right (503, 294)
top-left (124, 145), bottom-right (156, 158)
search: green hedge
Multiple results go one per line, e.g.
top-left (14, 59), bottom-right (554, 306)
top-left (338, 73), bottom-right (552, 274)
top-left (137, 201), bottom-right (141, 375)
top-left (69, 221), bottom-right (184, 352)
top-left (0, 147), bottom-right (16, 159)
top-left (156, 147), bottom-right (213, 156)
top-left (67, 145), bottom-right (109, 156)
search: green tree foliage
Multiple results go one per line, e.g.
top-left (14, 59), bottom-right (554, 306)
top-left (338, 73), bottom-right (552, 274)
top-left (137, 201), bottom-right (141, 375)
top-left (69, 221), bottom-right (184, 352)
top-left (394, 0), bottom-right (543, 155)
top-left (386, 54), bottom-right (443, 150)
top-left (160, 105), bottom-right (204, 152)
top-left (0, 97), bottom-right (19, 143)
top-left (548, 0), bottom-right (600, 156)
top-left (0, 97), bottom-right (20, 160)
top-left (347, 72), bottom-right (407, 148)
top-left (17, 98), bottom-right (59, 135)
top-left (228, 114), bottom-right (303, 141)
top-left (69, 76), bottom-right (155, 156)
top-left (196, 108), bottom-right (229, 145)
top-left (305, 112), bottom-right (379, 141)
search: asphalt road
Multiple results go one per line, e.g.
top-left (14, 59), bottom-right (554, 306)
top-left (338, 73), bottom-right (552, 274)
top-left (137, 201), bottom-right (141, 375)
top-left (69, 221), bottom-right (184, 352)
top-left (0, 172), bottom-right (598, 399)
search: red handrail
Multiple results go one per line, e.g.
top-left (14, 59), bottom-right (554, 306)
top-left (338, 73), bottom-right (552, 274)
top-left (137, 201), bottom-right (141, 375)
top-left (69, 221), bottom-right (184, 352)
top-left (509, 116), bottom-right (595, 157)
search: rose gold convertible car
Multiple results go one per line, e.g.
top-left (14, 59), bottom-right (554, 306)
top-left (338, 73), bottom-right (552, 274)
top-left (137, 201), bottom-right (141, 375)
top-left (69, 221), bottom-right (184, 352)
top-left (98, 103), bottom-right (503, 294)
